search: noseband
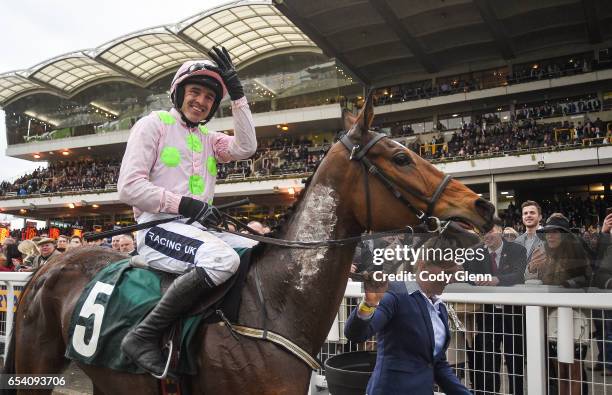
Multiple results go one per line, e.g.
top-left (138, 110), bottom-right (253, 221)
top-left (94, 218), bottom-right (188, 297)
top-left (340, 132), bottom-right (452, 233)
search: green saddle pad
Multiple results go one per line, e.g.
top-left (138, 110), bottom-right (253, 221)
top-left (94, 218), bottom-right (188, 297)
top-left (65, 259), bottom-right (204, 374)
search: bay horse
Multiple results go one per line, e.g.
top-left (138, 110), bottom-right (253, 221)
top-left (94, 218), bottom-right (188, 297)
top-left (3, 95), bottom-right (495, 395)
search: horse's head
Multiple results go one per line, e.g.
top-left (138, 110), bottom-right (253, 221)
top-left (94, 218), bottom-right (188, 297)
top-left (337, 92), bottom-right (496, 236)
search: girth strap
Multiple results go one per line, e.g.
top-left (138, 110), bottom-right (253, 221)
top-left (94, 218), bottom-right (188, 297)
top-left (227, 324), bottom-right (322, 370)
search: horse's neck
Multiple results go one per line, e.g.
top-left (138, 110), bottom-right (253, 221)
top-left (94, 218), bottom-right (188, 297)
top-left (249, 182), bottom-right (359, 354)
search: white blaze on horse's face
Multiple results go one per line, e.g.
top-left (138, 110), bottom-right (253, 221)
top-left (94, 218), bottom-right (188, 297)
top-left (289, 184), bottom-right (339, 291)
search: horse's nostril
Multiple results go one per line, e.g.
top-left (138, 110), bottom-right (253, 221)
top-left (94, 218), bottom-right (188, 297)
top-left (475, 198), bottom-right (495, 220)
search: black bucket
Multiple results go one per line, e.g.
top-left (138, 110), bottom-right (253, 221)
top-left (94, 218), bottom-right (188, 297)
top-left (324, 351), bottom-right (377, 395)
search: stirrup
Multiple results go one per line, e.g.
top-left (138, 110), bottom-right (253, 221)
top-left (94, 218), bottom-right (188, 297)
top-left (152, 340), bottom-right (173, 380)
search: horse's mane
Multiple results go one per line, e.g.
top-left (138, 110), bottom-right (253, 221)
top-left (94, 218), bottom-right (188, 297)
top-left (268, 140), bottom-right (338, 234)
top-left (249, 137), bottom-right (338, 259)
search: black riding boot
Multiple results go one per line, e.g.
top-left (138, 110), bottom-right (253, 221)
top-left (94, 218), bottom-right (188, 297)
top-left (120, 267), bottom-right (216, 377)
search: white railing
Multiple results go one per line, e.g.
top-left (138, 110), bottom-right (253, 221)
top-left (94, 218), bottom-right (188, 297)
top-left (314, 282), bottom-right (612, 395)
top-left (2, 273), bottom-right (612, 394)
top-left (0, 272), bottom-right (31, 361)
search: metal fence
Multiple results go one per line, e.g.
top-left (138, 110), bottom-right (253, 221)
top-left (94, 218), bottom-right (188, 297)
top-left (0, 272), bottom-right (31, 364)
top-left (315, 282), bottom-right (612, 395)
top-left (2, 273), bottom-right (612, 394)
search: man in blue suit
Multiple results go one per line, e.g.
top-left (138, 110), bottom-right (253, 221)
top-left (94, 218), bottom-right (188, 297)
top-left (344, 241), bottom-right (471, 395)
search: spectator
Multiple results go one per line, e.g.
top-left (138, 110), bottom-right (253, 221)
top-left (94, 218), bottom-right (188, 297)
top-left (538, 214), bottom-right (591, 394)
top-left (28, 238), bottom-right (62, 271)
top-left (502, 227), bottom-right (518, 241)
top-left (111, 235), bottom-right (122, 251)
top-left (2, 244), bottom-right (20, 271)
top-left (87, 238), bottom-right (104, 247)
top-left (591, 212), bottom-right (612, 376)
top-left (536, 213), bottom-right (591, 287)
top-left (68, 236), bottom-right (83, 250)
top-left (2, 237), bottom-right (16, 255)
top-left (594, 213), bottom-right (612, 289)
top-left (0, 254), bottom-right (11, 272)
top-left (515, 200), bottom-right (545, 281)
top-left (344, 236), bottom-right (471, 395)
top-left (56, 235), bottom-right (69, 253)
top-left (463, 224), bottom-right (527, 394)
top-left (17, 240), bottom-right (38, 269)
top-left (119, 234), bottom-right (137, 256)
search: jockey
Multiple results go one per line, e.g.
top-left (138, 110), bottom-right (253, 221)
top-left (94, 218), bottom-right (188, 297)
top-left (117, 46), bottom-right (256, 377)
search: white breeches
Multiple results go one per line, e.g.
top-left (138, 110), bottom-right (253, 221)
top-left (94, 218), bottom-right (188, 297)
top-left (136, 218), bottom-right (240, 286)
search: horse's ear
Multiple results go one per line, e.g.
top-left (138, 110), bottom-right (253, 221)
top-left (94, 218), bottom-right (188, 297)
top-left (342, 108), bottom-right (357, 132)
top-left (355, 90), bottom-right (375, 135)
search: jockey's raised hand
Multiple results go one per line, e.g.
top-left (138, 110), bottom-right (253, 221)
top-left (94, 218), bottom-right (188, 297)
top-left (208, 46), bottom-right (244, 100)
top-left (179, 196), bottom-right (223, 228)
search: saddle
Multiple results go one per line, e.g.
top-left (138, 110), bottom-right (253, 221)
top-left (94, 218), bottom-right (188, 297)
top-left (129, 250), bottom-right (253, 377)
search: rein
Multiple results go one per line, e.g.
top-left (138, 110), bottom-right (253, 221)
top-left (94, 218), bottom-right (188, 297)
top-left (210, 220), bottom-right (419, 248)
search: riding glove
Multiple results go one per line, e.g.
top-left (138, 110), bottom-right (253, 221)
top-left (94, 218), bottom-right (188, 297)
top-left (178, 196), bottom-right (223, 228)
top-left (208, 46), bottom-right (244, 101)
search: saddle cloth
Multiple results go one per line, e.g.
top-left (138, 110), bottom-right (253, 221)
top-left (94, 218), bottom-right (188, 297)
top-left (65, 248), bottom-right (252, 375)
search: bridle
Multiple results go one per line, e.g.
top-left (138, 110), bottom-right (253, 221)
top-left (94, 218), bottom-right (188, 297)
top-left (340, 131), bottom-right (453, 234)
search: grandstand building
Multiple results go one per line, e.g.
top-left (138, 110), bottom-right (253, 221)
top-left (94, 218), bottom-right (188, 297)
top-left (1, 0), bottom-right (612, 235)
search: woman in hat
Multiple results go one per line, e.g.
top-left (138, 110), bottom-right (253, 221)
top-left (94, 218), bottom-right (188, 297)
top-left (535, 213), bottom-right (591, 286)
top-left (536, 213), bottom-right (591, 394)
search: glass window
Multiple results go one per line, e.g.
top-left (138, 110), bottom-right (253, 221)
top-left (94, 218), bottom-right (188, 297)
top-left (412, 122), bottom-right (424, 134)
top-left (448, 117), bottom-right (462, 130)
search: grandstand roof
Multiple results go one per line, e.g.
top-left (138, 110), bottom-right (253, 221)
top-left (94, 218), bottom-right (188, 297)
top-left (275, 0), bottom-right (612, 86)
top-left (0, 0), bottom-right (318, 107)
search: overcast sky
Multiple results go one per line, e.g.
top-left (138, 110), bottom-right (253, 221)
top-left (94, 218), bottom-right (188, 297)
top-left (0, 0), bottom-right (229, 182)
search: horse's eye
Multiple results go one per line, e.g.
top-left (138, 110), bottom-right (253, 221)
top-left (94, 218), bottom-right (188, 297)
top-left (392, 153), bottom-right (412, 166)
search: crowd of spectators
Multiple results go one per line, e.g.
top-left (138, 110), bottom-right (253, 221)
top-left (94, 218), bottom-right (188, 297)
top-left (0, 159), bottom-right (120, 197)
top-left (515, 96), bottom-right (601, 120)
top-left (256, 146), bottom-right (325, 177)
top-left (373, 55), bottom-right (607, 107)
top-left (0, 230), bottom-right (140, 272)
top-left (415, 116), bottom-right (611, 161)
top-left (2, 114), bottom-right (610, 195)
top-left (218, 161), bottom-right (253, 179)
top-left (507, 57), bottom-right (591, 84)
top-left (373, 78), bottom-right (478, 106)
top-left (258, 135), bottom-right (320, 150)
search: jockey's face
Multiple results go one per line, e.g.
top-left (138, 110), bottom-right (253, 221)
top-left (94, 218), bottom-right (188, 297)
top-left (181, 83), bottom-right (216, 124)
